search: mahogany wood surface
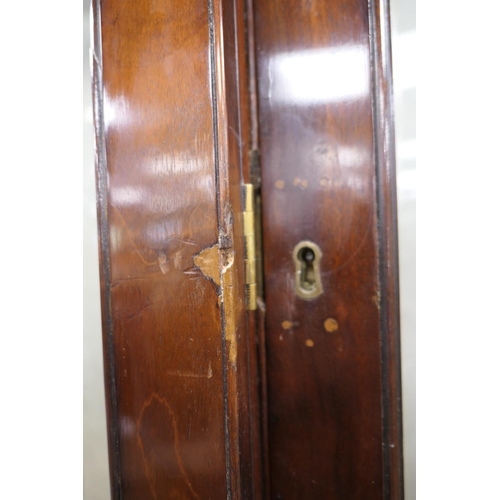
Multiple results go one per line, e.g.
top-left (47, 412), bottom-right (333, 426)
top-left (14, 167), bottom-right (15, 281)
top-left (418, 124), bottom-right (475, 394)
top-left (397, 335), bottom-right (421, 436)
top-left (253, 0), bottom-right (403, 498)
top-left (92, 0), bottom-right (256, 498)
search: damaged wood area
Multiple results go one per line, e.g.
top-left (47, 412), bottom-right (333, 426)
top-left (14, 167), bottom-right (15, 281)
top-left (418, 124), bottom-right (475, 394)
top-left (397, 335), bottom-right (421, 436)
top-left (193, 243), bottom-right (239, 367)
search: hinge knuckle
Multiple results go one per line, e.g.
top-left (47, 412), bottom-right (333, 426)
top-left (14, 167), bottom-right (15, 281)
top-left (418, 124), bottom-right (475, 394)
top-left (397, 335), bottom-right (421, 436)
top-left (242, 184), bottom-right (257, 310)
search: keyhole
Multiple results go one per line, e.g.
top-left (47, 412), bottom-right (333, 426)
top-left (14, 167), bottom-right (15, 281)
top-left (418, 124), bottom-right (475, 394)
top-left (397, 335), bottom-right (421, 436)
top-left (300, 247), bottom-right (316, 290)
top-left (293, 241), bottom-right (323, 299)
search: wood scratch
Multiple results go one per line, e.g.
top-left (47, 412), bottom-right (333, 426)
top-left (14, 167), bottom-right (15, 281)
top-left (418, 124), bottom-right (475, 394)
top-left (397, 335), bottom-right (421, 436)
top-left (111, 276), bottom-right (168, 287)
top-left (331, 203), bottom-right (375, 273)
top-left (109, 203), bottom-right (158, 267)
top-left (122, 301), bottom-right (152, 322)
top-left (165, 235), bottom-right (197, 246)
top-left (91, 48), bottom-right (102, 71)
top-left (110, 204), bottom-right (197, 273)
top-left (137, 393), bottom-right (201, 500)
top-left (166, 362), bottom-right (213, 379)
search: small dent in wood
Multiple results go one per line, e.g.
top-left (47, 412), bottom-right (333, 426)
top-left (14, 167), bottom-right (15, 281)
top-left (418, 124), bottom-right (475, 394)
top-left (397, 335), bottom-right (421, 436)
top-left (324, 318), bottom-right (339, 332)
top-left (275, 179), bottom-right (285, 189)
top-left (293, 177), bottom-right (308, 189)
top-left (158, 253), bottom-right (168, 274)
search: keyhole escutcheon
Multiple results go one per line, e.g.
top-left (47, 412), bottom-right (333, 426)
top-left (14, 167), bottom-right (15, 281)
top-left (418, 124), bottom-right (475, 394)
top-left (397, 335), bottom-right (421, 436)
top-left (293, 241), bottom-right (323, 299)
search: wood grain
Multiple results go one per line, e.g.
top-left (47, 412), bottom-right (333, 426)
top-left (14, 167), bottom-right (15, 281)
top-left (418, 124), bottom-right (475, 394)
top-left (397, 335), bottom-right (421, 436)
top-left (92, 0), bottom-right (254, 497)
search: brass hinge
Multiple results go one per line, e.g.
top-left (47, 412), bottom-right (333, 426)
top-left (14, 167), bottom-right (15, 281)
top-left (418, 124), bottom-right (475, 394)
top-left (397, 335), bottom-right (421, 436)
top-left (242, 184), bottom-right (257, 310)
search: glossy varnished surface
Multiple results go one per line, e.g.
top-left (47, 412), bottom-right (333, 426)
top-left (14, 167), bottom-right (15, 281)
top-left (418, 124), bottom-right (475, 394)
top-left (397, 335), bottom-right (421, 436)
top-left (99, 1), bottom-right (226, 498)
top-left (93, 0), bottom-right (252, 498)
top-left (253, 0), bottom-right (402, 497)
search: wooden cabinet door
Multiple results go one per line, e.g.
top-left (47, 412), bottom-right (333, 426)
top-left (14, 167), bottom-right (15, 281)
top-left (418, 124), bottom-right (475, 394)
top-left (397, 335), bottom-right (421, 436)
top-left (92, 0), bottom-right (402, 498)
top-left (92, 0), bottom-right (257, 498)
top-left (253, 0), bottom-right (403, 498)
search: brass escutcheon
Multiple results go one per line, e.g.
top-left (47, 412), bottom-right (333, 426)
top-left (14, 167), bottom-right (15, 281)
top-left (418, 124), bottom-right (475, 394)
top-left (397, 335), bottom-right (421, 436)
top-left (293, 240), bottom-right (323, 300)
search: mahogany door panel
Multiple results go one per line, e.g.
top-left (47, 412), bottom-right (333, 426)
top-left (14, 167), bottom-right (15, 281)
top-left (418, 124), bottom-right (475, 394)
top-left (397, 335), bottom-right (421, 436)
top-left (92, 0), bottom-right (255, 498)
top-left (252, 0), bottom-right (403, 498)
